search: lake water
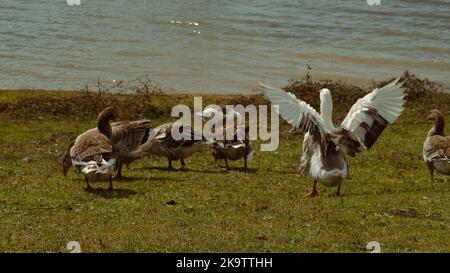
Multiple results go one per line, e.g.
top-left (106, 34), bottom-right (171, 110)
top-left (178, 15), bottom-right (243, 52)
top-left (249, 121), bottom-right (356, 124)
top-left (1, 0), bottom-right (449, 93)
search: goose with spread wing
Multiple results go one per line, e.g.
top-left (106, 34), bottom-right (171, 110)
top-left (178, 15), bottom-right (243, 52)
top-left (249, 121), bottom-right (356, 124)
top-left (423, 109), bottom-right (450, 181)
top-left (260, 78), bottom-right (405, 196)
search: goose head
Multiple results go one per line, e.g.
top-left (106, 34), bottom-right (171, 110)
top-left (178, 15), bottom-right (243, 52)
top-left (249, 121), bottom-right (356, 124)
top-left (319, 88), bottom-right (332, 101)
top-left (426, 109), bottom-right (443, 122)
top-left (98, 107), bottom-right (117, 122)
top-left (426, 109), bottom-right (446, 136)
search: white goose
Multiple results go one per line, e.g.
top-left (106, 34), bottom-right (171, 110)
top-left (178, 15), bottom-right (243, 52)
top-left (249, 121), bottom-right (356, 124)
top-left (260, 78), bottom-right (405, 196)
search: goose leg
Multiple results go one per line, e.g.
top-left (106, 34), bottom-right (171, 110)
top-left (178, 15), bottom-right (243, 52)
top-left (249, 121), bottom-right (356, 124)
top-left (304, 180), bottom-right (318, 197)
top-left (168, 158), bottom-right (174, 170)
top-left (426, 162), bottom-right (434, 182)
top-left (114, 164), bottom-right (123, 180)
top-left (336, 185), bottom-right (341, 196)
top-left (85, 177), bottom-right (92, 190)
top-left (108, 175), bottom-right (113, 190)
top-left (224, 157), bottom-right (229, 170)
top-left (180, 158), bottom-right (186, 169)
top-left (244, 142), bottom-right (248, 170)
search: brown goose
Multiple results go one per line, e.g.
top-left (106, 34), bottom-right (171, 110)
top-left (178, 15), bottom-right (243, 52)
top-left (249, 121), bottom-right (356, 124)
top-left (212, 135), bottom-right (253, 170)
top-left (64, 107), bottom-right (117, 190)
top-left (260, 78), bottom-right (405, 197)
top-left (202, 107), bottom-right (254, 170)
top-left (146, 122), bottom-right (207, 169)
top-left (62, 107), bottom-right (155, 183)
top-left (423, 110), bottom-right (450, 181)
top-left (109, 119), bottom-right (155, 178)
top-left (200, 106), bottom-right (253, 170)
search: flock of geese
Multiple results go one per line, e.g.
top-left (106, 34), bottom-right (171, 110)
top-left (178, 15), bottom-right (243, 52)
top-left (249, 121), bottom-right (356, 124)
top-left (61, 78), bottom-right (450, 196)
top-left (62, 106), bottom-right (253, 190)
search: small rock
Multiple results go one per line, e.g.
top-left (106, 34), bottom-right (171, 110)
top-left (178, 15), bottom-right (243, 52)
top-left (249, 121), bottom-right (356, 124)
top-left (255, 205), bottom-right (269, 212)
top-left (256, 235), bottom-right (268, 241)
top-left (183, 207), bottom-right (195, 213)
top-left (391, 208), bottom-right (418, 218)
top-left (22, 156), bottom-right (33, 163)
top-left (166, 200), bottom-right (176, 206)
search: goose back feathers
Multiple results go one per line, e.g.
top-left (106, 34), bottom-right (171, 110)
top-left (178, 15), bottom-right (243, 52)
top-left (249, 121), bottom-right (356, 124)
top-left (70, 128), bottom-right (113, 163)
top-left (111, 120), bottom-right (153, 165)
top-left (146, 122), bottom-right (207, 168)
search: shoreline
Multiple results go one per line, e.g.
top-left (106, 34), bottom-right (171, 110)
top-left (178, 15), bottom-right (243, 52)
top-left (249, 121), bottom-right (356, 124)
top-left (1, 71), bottom-right (449, 96)
top-left (1, 72), bottom-right (448, 123)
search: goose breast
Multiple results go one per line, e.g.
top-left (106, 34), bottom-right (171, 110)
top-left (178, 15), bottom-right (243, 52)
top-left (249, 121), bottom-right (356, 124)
top-left (432, 161), bottom-right (450, 175)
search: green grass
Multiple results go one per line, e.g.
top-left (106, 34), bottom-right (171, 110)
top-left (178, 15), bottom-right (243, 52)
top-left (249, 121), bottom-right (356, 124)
top-left (0, 87), bottom-right (449, 253)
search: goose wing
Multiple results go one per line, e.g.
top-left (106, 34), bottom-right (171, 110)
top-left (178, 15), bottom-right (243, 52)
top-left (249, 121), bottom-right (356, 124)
top-left (111, 120), bottom-right (152, 153)
top-left (156, 122), bottom-right (205, 148)
top-left (424, 135), bottom-right (450, 161)
top-left (70, 130), bottom-right (113, 162)
top-left (340, 78), bottom-right (405, 150)
top-left (259, 82), bottom-right (328, 146)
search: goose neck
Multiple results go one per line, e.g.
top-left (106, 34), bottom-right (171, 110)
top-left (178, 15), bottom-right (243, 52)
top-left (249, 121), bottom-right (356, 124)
top-left (320, 94), bottom-right (334, 129)
top-left (97, 114), bottom-right (113, 139)
top-left (430, 115), bottom-right (445, 136)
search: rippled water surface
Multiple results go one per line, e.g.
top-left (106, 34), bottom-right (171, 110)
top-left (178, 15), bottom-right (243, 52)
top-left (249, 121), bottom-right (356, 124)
top-left (1, 0), bottom-right (449, 92)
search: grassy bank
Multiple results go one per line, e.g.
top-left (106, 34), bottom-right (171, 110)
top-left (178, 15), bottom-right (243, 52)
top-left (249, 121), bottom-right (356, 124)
top-left (0, 73), bottom-right (449, 252)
